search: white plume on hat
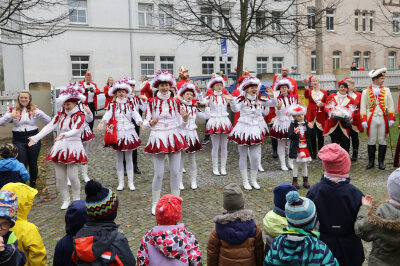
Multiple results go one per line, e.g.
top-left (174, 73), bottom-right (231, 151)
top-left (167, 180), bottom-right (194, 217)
top-left (238, 76), bottom-right (261, 94)
top-left (369, 67), bottom-right (387, 78)
top-left (57, 86), bottom-right (86, 104)
top-left (177, 82), bottom-right (198, 98)
top-left (274, 78), bottom-right (293, 91)
top-left (150, 70), bottom-right (176, 89)
top-left (287, 104), bottom-right (306, 116)
top-left (108, 80), bottom-right (132, 97)
top-left (67, 82), bottom-right (84, 94)
top-left (207, 75), bottom-right (225, 90)
top-left (122, 77), bottom-right (136, 86)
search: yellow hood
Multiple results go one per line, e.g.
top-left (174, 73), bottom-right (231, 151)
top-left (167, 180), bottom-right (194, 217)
top-left (2, 183), bottom-right (38, 221)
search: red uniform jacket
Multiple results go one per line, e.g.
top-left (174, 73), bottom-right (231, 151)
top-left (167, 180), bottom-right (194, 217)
top-left (140, 82), bottom-right (153, 100)
top-left (79, 81), bottom-right (100, 109)
top-left (304, 88), bottom-right (328, 130)
top-left (323, 93), bottom-right (355, 137)
top-left (103, 85), bottom-right (114, 109)
top-left (176, 79), bottom-right (188, 90)
top-left (348, 91), bottom-right (363, 132)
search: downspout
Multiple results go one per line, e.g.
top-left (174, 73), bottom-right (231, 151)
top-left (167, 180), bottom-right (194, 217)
top-left (295, 0), bottom-right (299, 70)
top-left (128, 0), bottom-right (134, 78)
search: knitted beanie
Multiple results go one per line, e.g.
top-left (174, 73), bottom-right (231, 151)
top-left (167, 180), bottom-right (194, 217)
top-left (285, 191), bottom-right (317, 231)
top-left (223, 183), bottom-right (245, 213)
top-left (85, 180), bottom-right (118, 221)
top-left (0, 190), bottom-right (18, 226)
top-left (273, 183), bottom-right (297, 213)
top-left (155, 194), bottom-right (182, 225)
top-left (318, 143), bottom-right (351, 178)
top-left (388, 168), bottom-right (400, 202)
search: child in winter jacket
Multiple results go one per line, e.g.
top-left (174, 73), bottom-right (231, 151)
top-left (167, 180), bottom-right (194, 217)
top-left (307, 143), bottom-right (365, 266)
top-left (53, 200), bottom-right (88, 266)
top-left (355, 168), bottom-right (400, 265)
top-left (265, 191), bottom-right (338, 265)
top-left (0, 190), bottom-right (26, 265)
top-left (207, 183), bottom-right (264, 266)
top-left (0, 144), bottom-right (29, 188)
top-left (2, 182), bottom-right (47, 265)
top-left (137, 194), bottom-right (202, 266)
top-left (263, 183), bottom-right (297, 252)
top-left (72, 180), bottom-right (136, 265)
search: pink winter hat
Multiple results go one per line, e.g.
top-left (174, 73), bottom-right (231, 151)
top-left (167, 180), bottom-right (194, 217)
top-left (318, 143), bottom-right (351, 178)
top-left (155, 194), bottom-right (182, 225)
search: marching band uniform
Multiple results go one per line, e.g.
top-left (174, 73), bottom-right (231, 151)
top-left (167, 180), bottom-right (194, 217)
top-left (79, 71), bottom-right (100, 131)
top-left (270, 79), bottom-right (298, 171)
top-left (143, 71), bottom-right (188, 215)
top-left (30, 86), bottom-right (87, 209)
top-left (205, 75), bottom-right (233, 176)
top-left (348, 86), bottom-right (363, 161)
top-left (360, 68), bottom-right (395, 170)
top-left (101, 81), bottom-right (142, 191)
top-left (229, 76), bottom-right (277, 190)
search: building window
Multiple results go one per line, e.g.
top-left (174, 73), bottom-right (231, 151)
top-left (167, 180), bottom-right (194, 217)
top-left (219, 56), bottom-right (232, 75)
top-left (333, 51), bottom-right (341, 70)
top-left (353, 51), bottom-right (361, 67)
top-left (138, 3), bottom-right (153, 27)
top-left (389, 51), bottom-right (396, 69)
top-left (71, 55), bottom-right (89, 78)
top-left (218, 9), bottom-right (229, 29)
top-left (256, 57), bottom-right (268, 75)
top-left (362, 12), bottom-right (367, 32)
top-left (354, 10), bottom-right (359, 32)
top-left (370, 12), bottom-right (374, 32)
top-left (363, 51), bottom-right (370, 70)
top-left (200, 7), bottom-right (212, 28)
top-left (140, 56), bottom-right (155, 76)
top-left (68, 0), bottom-right (87, 24)
top-left (160, 56), bottom-right (174, 74)
top-left (393, 13), bottom-right (400, 33)
top-left (326, 9), bottom-right (335, 31)
top-left (256, 11), bottom-right (266, 29)
top-left (159, 4), bottom-right (172, 28)
top-left (311, 51), bottom-right (316, 73)
top-left (308, 8), bottom-right (315, 30)
top-left (202, 56), bottom-right (215, 74)
top-left (272, 57), bottom-right (284, 74)
top-left (271, 11), bottom-right (281, 32)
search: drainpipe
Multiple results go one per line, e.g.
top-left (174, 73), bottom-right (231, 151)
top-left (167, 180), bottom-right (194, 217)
top-left (128, 0), bottom-right (134, 78)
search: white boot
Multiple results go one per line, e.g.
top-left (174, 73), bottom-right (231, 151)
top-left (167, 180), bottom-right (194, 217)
top-left (117, 171), bottom-right (124, 191)
top-left (60, 190), bottom-right (70, 210)
top-left (182, 168), bottom-right (186, 173)
top-left (279, 154), bottom-right (288, 171)
top-left (127, 170), bottom-right (135, 191)
top-left (240, 170), bottom-right (252, 190)
top-left (220, 157), bottom-right (227, 175)
top-left (287, 158), bottom-right (294, 170)
top-left (250, 170), bottom-right (260, 189)
top-left (258, 163), bottom-right (265, 172)
top-left (212, 157), bottom-right (220, 176)
top-left (151, 190), bottom-right (161, 215)
top-left (190, 169), bottom-right (197, 190)
top-left (171, 189), bottom-right (180, 197)
top-left (179, 171), bottom-right (185, 190)
top-left (67, 178), bottom-right (71, 186)
top-left (81, 165), bottom-right (90, 183)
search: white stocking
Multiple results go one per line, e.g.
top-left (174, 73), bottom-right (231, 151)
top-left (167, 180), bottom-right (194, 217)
top-left (211, 134), bottom-right (220, 158)
top-left (168, 152), bottom-right (181, 191)
top-left (220, 134), bottom-right (228, 158)
top-left (238, 145), bottom-right (249, 171)
top-left (54, 163), bottom-right (68, 194)
top-left (292, 161), bottom-right (299, 177)
top-left (115, 151), bottom-right (125, 172)
top-left (302, 162), bottom-right (308, 177)
top-left (152, 154), bottom-right (165, 191)
top-left (249, 145), bottom-right (261, 171)
top-left (188, 153), bottom-right (196, 170)
top-left (124, 150), bottom-right (133, 171)
top-left (67, 164), bottom-right (80, 200)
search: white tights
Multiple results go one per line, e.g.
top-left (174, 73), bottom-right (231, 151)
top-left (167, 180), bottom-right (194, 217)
top-left (211, 134), bottom-right (228, 159)
top-left (116, 150), bottom-right (133, 172)
top-left (238, 144), bottom-right (261, 171)
top-left (152, 152), bottom-right (181, 191)
top-left (180, 152), bottom-right (196, 172)
top-left (83, 142), bottom-right (90, 154)
top-left (368, 116), bottom-right (387, 145)
top-left (277, 139), bottom-right (290, 156)
top-left (292, 161), bottom-right (308, 177)
top-left (54, 163), bottom-right (80, 200)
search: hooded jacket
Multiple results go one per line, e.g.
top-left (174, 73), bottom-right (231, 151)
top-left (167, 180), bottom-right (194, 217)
top-left (207, 209), bottom-right (264, 266)
top-left (54, 200), bottom-right (88, 266)
top-left (0, 158), bottom-right (30, 188)
top-left (0, 230), bottom-right (26, 265)
top-left (73, 221), bottom-right (136, 265)
top-left (1, 182), bottom-right (47, 266)
top-left (263, 210), bottom-right (288, 248)
top-left (137, 223), bottom-right (202, 266)
top-left (264, 228), bottom-right (339, 265)
top-left (355, 203), bottom-right (400, 266)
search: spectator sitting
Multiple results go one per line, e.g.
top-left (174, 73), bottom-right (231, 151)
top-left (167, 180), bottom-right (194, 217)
top-left (53, 200), bottom-right (88, 266)
top-left (0, 190), bottom-right (26, 265)
top-left (207, 183), bottom-right (264, 266)
top-left (2, 182), bottom-right (47, 265)
top-left (137, 194), bottom-right (202, 265)
top-left (355, 168), bottom-right (400, 265)
top-left (263, 183), bottom-right (297, 252)
top-left (350, 62), bottom-right (359, 71)
top-left (0, 144), bottom-right (29, 188)
top-left (264, 191), bottom-right (338, 265)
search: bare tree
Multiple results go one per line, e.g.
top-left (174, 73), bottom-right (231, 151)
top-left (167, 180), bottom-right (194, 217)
top-left (0, 0), bottom-right (70, 45)
top-left (157, 0), bottom-right (340, 77)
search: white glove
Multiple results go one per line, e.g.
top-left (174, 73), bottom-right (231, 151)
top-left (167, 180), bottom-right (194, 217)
top-left (389, 120), bottom-right (395, 127)
top-left (362, 122), bottom-right (368, 129)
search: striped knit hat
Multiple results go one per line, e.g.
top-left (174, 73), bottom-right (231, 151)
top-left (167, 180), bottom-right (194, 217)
top-left (285, 191), bottom-right (317, 231)
top-left (85, 180), bottom-right (118, 221)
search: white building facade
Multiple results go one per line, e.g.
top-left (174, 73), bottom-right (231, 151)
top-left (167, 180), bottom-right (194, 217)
top-left (2, 0), bottom-right (295, 91)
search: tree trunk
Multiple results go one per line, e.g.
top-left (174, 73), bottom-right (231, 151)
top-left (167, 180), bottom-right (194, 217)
top-left (237, 42), bottom-right (246, 79)
top-left (315, 0), bottom-right (324, 75)
top-left (236, 0), bottom-right (249, 80)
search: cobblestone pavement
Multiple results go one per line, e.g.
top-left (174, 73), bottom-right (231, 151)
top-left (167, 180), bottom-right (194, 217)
top-left (29, 119), bottom-right (396, 265)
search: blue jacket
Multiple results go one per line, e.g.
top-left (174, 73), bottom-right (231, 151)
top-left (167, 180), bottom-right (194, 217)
top-left (307, 175), bottom-right (365, 266)
top-left (0, 158), bottom-right (29, 187)
top-left (53, 200), bottom-right (88, 266)
top-left (0, 230), bottom-right (26, 266)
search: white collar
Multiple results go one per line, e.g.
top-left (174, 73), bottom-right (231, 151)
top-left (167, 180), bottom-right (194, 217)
top-left (157, 91), bottom-right (171, 100)
top-left (338, 93), bottom-right (347, 98)
top-left (65, 106), bottom-right (79, 115)
top-left (116, 97), bottom-right (127, 104)
top-left (246, 94), bottom-right (257, 101)
top-left (182, 100), bottom-right (192, 106)
top-left (214, 91), bottom-right (222, 96)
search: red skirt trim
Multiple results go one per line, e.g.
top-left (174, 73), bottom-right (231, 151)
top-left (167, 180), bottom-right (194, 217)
top-left (144, 135), bottom-right (188, 154)
top-left (270, 130), bottom-right (288, 140)
top-left (205, 125), bottom-right (233, 135)
top-left (112, 139), bottom-right (141, 151)
top-left (228, 134), bottom-right (265, 146)
top-left (46, 150), bottom-right (88, 164)
top-left (187, 139), bottom-right (203, 153)
top-left (82, 132), bottom-right (95, 143)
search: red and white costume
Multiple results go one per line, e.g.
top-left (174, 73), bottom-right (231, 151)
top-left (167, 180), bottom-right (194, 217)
top-left (348, 90), bottom-right (363, 133)
top-left (304, 87), bottom-right (328, 131)
top-left (79, 81), bottom-right (101, 110)
top-left (323, 93), bottom-right (355, 137)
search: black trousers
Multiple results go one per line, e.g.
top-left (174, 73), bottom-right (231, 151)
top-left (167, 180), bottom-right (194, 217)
top-left (349, 128), bottom-right (359, 151)
top-left (88, 102), bottom-right (96, 131)
top-left (310, 126), bottom-right (324, 158)
top-left (12, 129), bottom-right (41, 186)
top-left (330, 126), bottom-right (350, 153)
top-left (123, 111), bottom-right (142, 169)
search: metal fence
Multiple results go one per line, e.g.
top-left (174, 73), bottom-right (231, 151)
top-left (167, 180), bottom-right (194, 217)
top-left (350, 70), bottom-right (400, 90)
top-left (0, 91), bottom-right (19, 116)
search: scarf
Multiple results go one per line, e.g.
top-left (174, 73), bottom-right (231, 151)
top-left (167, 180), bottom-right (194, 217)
top-left (157, 91), bottom-right (171, 100)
